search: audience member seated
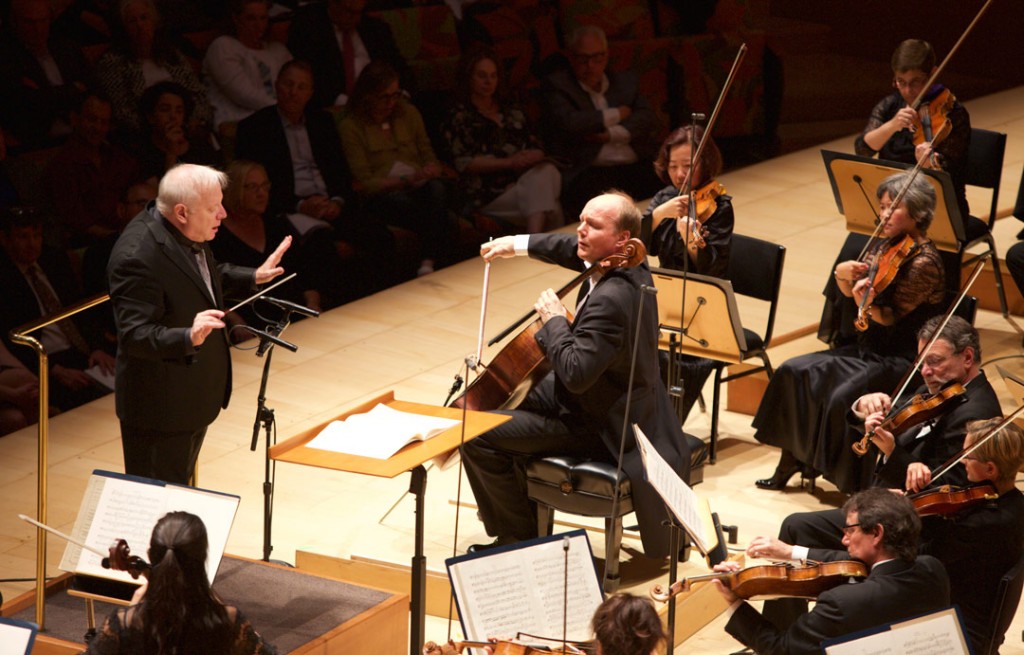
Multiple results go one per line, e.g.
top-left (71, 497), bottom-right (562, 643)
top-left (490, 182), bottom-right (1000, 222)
top-left (0, 0), bottom-right (94, 150)
top-left (0, 206), bottom-right (114, 412)
top-left (540, 25), bottom-right (661, 222)
top-left (339, 61), bottom-right (453, 276)
top-left (95, 0), bottom-right (212, 142)
top-left (286, 0), bottom-right (412, 110)
top-left (43, 91), bottom-right (139, 248)
top-left (132, 80), bottom-right (222, 180)
top-left (443, 46), bottom-right (561, 234)
top-left (0, 340), bottom-right (39, 436)
top-left (211, 159), bottom-right (348, 339)
top-left (203, 0), bottom-right (292, 141)
top-left (235, 59), bottom-right (394, 296)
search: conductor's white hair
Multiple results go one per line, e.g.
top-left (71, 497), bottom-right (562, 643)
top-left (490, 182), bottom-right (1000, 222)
top-left (156, 164), bottom-right (227, 217)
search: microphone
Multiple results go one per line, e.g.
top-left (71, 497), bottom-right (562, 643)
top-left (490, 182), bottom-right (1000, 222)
top-left (691, 112), bottom-right (706, 121)
top-left (261, 295), bottom-right (320, 318)
top-left (240, 325), bottom-right (298, 354)
top-left (641, 285), bottom-right (658, 295)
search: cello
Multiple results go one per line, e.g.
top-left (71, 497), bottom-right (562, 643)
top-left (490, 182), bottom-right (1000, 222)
top-left (450, 238), bottom-right (647, 411)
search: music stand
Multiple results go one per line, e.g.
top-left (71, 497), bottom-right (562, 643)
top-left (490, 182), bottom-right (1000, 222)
top-left (270, 391), bottom-right (510, 655)
top-left (821, 150), bottom-right (967, 253)
top-left (996, 367), bottom-right (1024, 426)
top-left (650, 268), bottom-right (746, 364)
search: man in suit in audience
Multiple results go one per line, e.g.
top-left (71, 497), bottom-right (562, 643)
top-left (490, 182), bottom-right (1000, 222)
top-left (0, 0), bottom-right (93, 149)
top-left (286, 0), bottom-right (411, 109)
top-left (107, 164), bottom-right (290, 484)
top-left (540, 25), bottom-right (662, 222)
top-left (717, 489), bottom-right (950, 655)
top-left (236, 59), bottom-right (396, 294)
top-left (0, 205), bottom-right (113, 411)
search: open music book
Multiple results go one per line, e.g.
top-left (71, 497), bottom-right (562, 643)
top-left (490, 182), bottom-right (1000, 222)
top-left (823, 607), bottom-right (971, 654)
top-left (633, 424), bottom-right (716, 555)
top-left (59, 470), bottom-right (239, 587)
top-left (446, 531), bottom-right (603, 655)
top-left (306, 403), bottom-right (459, 459)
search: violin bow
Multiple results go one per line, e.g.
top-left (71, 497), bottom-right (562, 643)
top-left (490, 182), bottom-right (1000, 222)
top-left (855, 119), bottom-right (952, 262)
top-left (909, 0), bottom-right (994, 111)
top-left (18, 513), bottom-right (107, 559)
top-left (852, 260), bottom-right (984, 455)
top-left (929, 403), bottom-right (1024, 485)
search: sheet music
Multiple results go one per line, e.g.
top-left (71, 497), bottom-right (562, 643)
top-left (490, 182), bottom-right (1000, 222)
top-left (824, 607), bottom-right (970, 655)
top-left (0, 618), bottom-right (36, 655)
top-left (633, 424), bottom-right (709, 552)
top-left (447, 532), bottom-right (603, 653)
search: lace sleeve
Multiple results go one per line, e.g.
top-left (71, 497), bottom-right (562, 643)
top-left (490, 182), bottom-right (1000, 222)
top-left (885, 245), bottom-right (945, 321)
top-left (85, 608), bottom-right (129, 655)
top-left (854, 95), bottom-right (899, 157)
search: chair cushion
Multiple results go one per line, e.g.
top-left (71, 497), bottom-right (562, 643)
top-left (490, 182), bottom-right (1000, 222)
top-left (741, 327), bottom-right (764, 353)
top-left (526, 456), bottom-right (633, 517)
top-left (964, 214), bottom-right (990, 243)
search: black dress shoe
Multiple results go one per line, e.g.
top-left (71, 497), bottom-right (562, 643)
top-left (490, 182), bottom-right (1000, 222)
top-left (755, 464), bottom-right (801, 490)
top-left (467, 536), bottom-right (517, 553)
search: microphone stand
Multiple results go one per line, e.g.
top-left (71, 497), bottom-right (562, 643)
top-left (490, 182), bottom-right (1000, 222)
top-left (247, 309), bottom-right (304, 563)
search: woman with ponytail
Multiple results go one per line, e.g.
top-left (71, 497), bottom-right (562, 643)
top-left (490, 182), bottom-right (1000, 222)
top-left (87, 511), bottom-right (276, 655)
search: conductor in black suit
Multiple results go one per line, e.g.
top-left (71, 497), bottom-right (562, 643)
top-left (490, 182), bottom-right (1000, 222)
top-left (461, 192), bottom-right (697, 559)
top-left (107, 164), bottom-right (291, 484)
top-left (716, 488), bottom-right (950, 655)
top-left (286, 0), bottom-right (410, 109)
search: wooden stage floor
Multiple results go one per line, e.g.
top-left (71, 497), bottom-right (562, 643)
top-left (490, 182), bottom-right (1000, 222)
top-left (3, 86), bottom-right (1024, 654)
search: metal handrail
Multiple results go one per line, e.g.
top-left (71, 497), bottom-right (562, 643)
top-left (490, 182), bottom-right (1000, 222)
top-left (9, 292), bottom-right (110, 628)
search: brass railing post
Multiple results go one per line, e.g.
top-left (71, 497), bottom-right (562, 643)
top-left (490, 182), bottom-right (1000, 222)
top-left (9, 293), bottom-right (109, 629)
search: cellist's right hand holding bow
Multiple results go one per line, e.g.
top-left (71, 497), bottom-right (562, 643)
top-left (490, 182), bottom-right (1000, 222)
top-left (480, 236), bottom-right (516, 263)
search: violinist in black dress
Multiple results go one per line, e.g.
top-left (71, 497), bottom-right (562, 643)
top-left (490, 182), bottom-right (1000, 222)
top-left (752, 172), bottom-right (944, 493)
top-left (642, 126), bottom-right (734, 423)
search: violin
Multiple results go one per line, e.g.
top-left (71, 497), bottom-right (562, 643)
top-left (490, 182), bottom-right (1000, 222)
top-left (451, 239), bottom-right (647, 411)
top-left (853, 234), bottom-right (920, 332)
top-left (851, 381), bottom-right (966, 456)
top-left (909, 482), bottom-right (998, 517)
top-left (423, 639), bottom-right (592, 654)
top-left (650, 560), bottom-right (868, 602)
top-left (910, 87), bottom-right (956, 152)
top-left (103, 538), bottom-right (151, 579)
top-left (682, 179), bottom-right (727, 249)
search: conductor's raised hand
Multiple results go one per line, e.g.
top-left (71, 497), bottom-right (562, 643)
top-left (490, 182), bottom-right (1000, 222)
top-left (255, 235), bottom-right (292, 284)
top-left (480, 236), bottom-right (516, 262)
top-left (190, 309), bottom-right (226, 347)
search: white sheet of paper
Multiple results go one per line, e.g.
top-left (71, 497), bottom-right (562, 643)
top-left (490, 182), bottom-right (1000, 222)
top-left (0, 620), bottom-right (35, 655)
top-left (306, 403), bottom-right (459, 459)
top-left (84, 364), bottom-right (115, 391)
top-left (824, 607), bottom-right (970, 655)
top-left (633, 424), bottom-right (708, 553)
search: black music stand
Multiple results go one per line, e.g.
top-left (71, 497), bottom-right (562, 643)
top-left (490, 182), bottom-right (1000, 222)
top-left (821, 150), bottom-right (966, 253)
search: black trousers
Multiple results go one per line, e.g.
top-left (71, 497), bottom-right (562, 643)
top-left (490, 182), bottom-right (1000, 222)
top-left (120, 421), bottom-right (208, 485)
top-left (461, 375), bottom-right (611, 541)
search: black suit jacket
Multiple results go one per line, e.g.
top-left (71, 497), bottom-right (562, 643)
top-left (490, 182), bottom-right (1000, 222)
top-left (872, 371), bottom-right (1001, 489)
top-left (921, 489), bottom-right (1024, 654)
top-left (0, 31), bottom-right (92, 147)
top-left (539, 68), bottom-right (659, 181)
top-left (528, 233), bottom-right (691, 558)
top-left (286, 4), bottom-right (410, 109)
top-left (726, 556), bottom-right (950, 655)
top-left (0, 245), bottom-right (99, 369)
top-left (235, 105), bottom-right (355, 217)
top-left (106, 204), bottom-right (254, 432)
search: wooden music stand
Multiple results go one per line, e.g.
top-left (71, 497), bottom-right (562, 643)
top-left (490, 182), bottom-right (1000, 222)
top-left (996, 367), bottom-right (1024, 430)
top-left (270, 391), bottom-right (510, 655)
top-left (820, 150), bottom-right (966, 253)
top-left (650, 268), bottom-right (747, 364)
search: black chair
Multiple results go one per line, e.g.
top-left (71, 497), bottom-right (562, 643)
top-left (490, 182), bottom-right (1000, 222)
top-left (960, 127), bottom-right (1008, 317)
top-left (983, 551), bottom-right (1024, 655)
top-left (707, 234), bottom-right (786, 463)
top-left (525, 440), bottom-right (707, 592)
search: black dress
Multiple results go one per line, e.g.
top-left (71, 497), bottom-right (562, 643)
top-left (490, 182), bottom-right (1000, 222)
top-left (752, 237), bottom-right (945, 493)
top-left (643, 184), bottom-right (735, 423)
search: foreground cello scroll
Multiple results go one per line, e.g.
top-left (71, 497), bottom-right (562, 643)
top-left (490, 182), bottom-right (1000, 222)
top-left (650, 560), bottom-right (868, 602)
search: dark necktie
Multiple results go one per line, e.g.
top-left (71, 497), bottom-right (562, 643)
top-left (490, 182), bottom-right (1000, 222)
top-left (192, 246), bottom-right (214, 299)
top-left (25, 263), bottom-right (90, 354)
